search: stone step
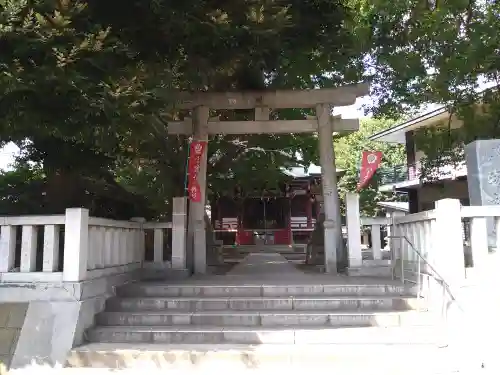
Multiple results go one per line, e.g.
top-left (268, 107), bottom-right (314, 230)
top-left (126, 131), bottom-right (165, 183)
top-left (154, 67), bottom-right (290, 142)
top-left (68, 343), bottom-right (461, 372)
top-left (348, 266), bottom-right (393, 277)
top-left (226, 245), bottom-right (306, 253)
top-left (96, 310), bottom-right (435, 328)
top-left (362, 259), bottom-right (392, 266)
top-left (223, 253), bottom-right (306, 262)
top-left (106, 295), bottom-right (420, 312)
top-left (224, 250), bottom-right (305, 255)
top-left (86, 325), bottom-right (444, 345)
top-left (222, 249), bottom-right (306, 255)
top-left (117, 283), bottom-right (411, 298)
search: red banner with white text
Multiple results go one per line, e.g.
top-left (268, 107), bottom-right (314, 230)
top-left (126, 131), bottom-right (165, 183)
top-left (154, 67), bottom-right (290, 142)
top-left (187, 141), bottom-right (207, 202)
top-left (357, 151), bottom-right (382, 190)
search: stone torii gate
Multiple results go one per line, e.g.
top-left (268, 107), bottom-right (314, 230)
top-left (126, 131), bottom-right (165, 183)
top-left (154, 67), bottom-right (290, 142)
top-left (169, 83), bottom-right (369, 274)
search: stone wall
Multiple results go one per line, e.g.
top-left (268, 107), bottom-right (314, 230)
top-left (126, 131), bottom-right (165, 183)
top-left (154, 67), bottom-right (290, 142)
top-left (0, 303), bottom-right (28, 369)
top-left (0, 270), bottom-right (140, 369)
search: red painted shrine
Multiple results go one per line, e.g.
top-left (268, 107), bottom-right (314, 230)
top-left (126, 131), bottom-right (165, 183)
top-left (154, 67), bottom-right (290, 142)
top-left (211, 175), bottom-right (324, 246)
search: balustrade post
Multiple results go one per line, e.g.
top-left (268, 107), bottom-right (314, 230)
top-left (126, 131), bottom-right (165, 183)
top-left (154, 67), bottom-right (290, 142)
top-left (153, 228), bottom-right (164, 263)
top-left (389, 211), bottom-right (405, 258)
top-left (432, 199), bottom-right (465, 288)
top-left (63, 208), bottom-right (89, 282)
top-left (130, 217), bottom-right (146, 262)
top-left (346, 192), bottom-right (362, 268)
top-left (469, 217), bottom-right (489, 274)
top-left (43, 225), bottom-right (60, 272)
top-left (0, 226), bottom-right (16, 272)
top-left (371, 224), bottom-right (382, 260)
top-left (385, 212), bottom-right (392, 251)
top-left (172, 197), bottom-right (187, 269)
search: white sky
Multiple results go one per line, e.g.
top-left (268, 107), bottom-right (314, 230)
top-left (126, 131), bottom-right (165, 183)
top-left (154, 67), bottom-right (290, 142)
top-left (0, 142), bottom-right (20, 171)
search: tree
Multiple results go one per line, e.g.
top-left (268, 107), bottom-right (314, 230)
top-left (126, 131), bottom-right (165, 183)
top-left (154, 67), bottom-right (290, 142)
top-left (92, 0), bottom-right (370, 211)
top-left (335, 118), bottom-right (406, 216)
top-left (1, 0), bottom-right (372, 218)
top-left (0, 159), bottom-right (153, 218)
top-left (0, 0), bottom-right (172, 217)
top-left (0, 0), bottom-right (169, 153)
top-left (350, 0), bottom-right (500, 177)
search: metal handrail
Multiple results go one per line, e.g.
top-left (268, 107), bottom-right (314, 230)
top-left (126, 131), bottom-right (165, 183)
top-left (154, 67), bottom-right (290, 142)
top-left (387, 234), bottom-right (461, 314)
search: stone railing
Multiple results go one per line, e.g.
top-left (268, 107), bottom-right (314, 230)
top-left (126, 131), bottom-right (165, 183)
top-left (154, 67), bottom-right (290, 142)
top-left (0, 214), bottom-right (67, 282)
top-left (345, 193), bottom-right (393, 267)
top-left (460, 204), bottom-right (500, 279)
top-left (390, 200), bottom-right (500, 284)
top-left (346, 193), bottom-right (499, 287)
top-left (85, 216), bottom-right (146, 280)
top-left (359, 217), bottom-right (390, 260)
top-left (390, 209), bottom-right (437, 282)
top-left (0, 197), bottom-right (187, 283)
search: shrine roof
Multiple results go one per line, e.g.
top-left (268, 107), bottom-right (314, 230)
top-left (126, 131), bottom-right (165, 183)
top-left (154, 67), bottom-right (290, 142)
top-left (368, 106), bottom-right (448, 144)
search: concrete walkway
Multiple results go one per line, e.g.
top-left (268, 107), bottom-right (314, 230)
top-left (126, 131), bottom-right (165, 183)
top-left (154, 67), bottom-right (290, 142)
top-left (228, 252), bottom-right (305, 277)
top-left (156, 251), bottom-right (402, 286)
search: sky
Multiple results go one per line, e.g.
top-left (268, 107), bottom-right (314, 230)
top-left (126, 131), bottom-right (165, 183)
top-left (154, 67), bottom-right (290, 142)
top-left (0, 97), bottom-right (371, 171)
top-left (0, 142), bottom-right (21, 171)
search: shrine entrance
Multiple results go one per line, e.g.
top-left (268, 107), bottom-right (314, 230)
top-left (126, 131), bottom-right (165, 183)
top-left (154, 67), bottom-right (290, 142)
top-left (212, 195), bottom-right (292, 246)
top-left (239, 196), bottom-right (290, 245)
top-left (212, 176), bottom-right (326, 247)
top-left (170, 83), bottom-right (369, 275)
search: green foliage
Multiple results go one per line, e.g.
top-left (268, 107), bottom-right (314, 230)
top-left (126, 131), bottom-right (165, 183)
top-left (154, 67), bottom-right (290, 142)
top-left (413, 124), bottom-right (464, 180)
top-left (335, 118), bottom-right (406, 216)
top-left (0, 161), bottom-right (154, 218)
top-left (0, 0), bottom-right (372, 218)
top-left (0, 163), bottom-right (46, 215)
top-left (12, 0), bottom-right (489, 217)
top-left (0, 0), bottom-right (168, 151)
top-left (350, 0), bottom-right (500, 176)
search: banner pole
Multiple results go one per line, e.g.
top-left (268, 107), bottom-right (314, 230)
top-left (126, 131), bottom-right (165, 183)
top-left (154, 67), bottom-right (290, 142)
top-left (184, 140), bottom-right (191, 196)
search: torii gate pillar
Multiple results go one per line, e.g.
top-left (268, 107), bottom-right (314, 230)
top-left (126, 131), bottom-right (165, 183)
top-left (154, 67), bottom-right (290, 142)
top-left (188, 106), bottom-right (209, 274)
top-left (316, 103), bottom-right (343, 273)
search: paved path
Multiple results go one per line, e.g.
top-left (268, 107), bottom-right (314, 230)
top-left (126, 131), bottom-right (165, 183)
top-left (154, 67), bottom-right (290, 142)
top-left (228, 252), bottom-right (305, 277)
top-left (157, 250), bottom-right (402, 285)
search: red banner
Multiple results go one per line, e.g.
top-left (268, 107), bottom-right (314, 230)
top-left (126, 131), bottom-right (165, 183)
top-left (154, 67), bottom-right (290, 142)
top-left (187, 141), bottom-right (207, 202)
top-left (357, 151), bottom-right (382, 190)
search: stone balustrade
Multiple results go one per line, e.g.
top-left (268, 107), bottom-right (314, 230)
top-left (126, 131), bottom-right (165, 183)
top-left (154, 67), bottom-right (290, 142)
top-left (0, 197), bottom-right (187, 283)
top-left (359, 216), bottom-right (390, 260)
top-left (346, 193), bottom-right (500, 289)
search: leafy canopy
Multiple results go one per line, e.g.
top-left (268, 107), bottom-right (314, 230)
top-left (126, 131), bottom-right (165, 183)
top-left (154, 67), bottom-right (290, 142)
top-left (0, 0), bottom-right (369, 218)
top-left (351, 0), bottom-right (500, 176)
top-left (335, 118), bottom-right (406, 216)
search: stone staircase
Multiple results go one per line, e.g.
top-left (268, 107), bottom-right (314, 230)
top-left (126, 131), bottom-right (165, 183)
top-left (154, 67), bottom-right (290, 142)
top-left (87, 282), bottom-right (435, 346)
top-left (67, 253), bottom-right (456, 372)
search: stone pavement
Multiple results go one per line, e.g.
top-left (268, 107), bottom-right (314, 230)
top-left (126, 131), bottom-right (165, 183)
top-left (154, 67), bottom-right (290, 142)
top-left (173, 251), bottom-right (403, 286)
top-left (227, 252), bottom-right (308, 278)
